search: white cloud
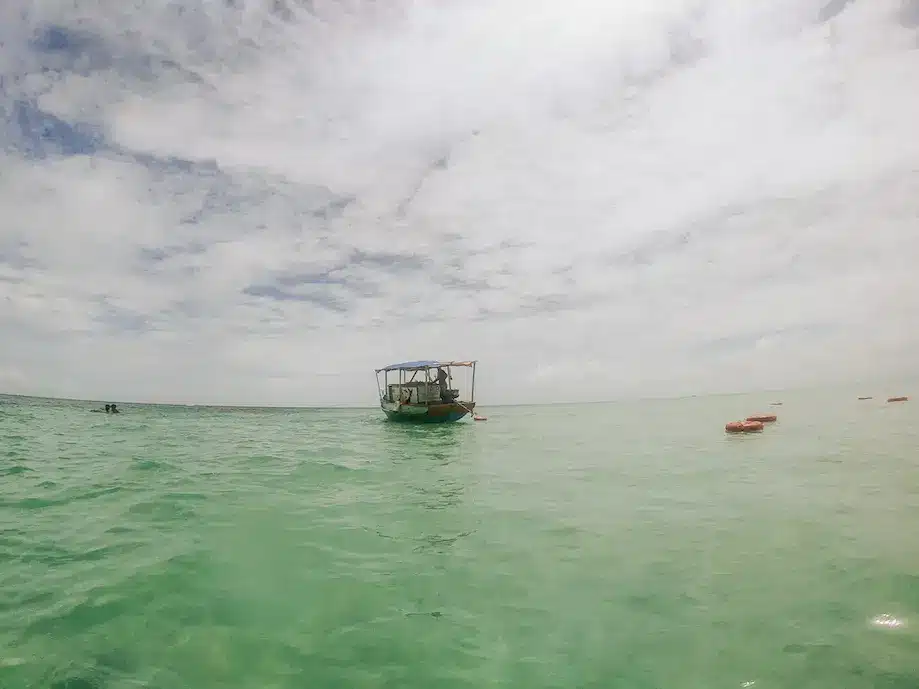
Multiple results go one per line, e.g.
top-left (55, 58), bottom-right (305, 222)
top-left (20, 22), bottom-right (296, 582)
top-left (2, 0), bottom-right (919, 406)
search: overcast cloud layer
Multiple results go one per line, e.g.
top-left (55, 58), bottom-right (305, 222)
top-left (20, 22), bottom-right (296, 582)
top-left (2, 0), bottom-right (919, 406)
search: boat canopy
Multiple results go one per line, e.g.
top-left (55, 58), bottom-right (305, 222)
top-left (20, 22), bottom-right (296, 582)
top-left (376, 360), bottom-right (476, 373)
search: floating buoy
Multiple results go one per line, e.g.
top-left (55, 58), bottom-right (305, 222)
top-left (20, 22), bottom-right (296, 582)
top-left (726, 420), bottom-right (763, 433)
top-left (858, 396), bottom-right (873, 400)
top-left (473, 415), bottom-right (487, 421)
top-left (887, 396), bottom-right (908, 403)
top-left (771, 402), bottom-right (783, 406)
top-left (746, 414), bottom-right (777, 423)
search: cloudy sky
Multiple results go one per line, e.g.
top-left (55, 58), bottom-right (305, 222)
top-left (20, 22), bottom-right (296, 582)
top-left (1, 0), bottom-right (918, 406)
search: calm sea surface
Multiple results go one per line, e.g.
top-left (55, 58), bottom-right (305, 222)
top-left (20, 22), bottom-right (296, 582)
top-left (1, 388), bottom-right (918, 688)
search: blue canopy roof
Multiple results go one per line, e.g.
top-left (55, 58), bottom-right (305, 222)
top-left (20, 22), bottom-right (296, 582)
top-left (376, 360), bottom-right (475, 372)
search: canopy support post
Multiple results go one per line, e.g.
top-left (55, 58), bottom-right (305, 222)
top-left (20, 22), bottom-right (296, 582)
top-left (471, 362), bottom-right (476, 403)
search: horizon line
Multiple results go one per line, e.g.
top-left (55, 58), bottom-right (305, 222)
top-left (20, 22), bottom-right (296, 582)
top-left (1, 378), bottom-right (907, 410)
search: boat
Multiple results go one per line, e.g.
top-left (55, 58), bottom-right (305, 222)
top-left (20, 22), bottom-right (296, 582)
top-left (375, 360), bottom-right (478, 423)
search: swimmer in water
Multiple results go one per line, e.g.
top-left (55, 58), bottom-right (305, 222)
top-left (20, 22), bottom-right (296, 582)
top-left (109, 403), bottom-right (119, 414)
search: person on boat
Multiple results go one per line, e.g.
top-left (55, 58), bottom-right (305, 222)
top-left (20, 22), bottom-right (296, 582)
top-left (436, 367), bottom-right (449, 402)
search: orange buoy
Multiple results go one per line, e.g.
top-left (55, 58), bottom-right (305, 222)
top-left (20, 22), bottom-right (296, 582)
top-left (725, 421), bottom-right (745, 433)
top-left (741, 420), bottom-right (764, 432)
top-left (726, 420), bottom-right (763, 433)
top-left (887, 396), bottom-right (908, 403)
top-left (746, 414), bottom-right (777, 423)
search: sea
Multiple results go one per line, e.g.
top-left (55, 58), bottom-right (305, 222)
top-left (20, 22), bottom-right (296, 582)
top-left (1, 387), bottom-right (917, 688)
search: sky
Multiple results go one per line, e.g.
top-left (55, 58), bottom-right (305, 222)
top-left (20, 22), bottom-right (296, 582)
top-left (1, 0), bottom-right (919, 407)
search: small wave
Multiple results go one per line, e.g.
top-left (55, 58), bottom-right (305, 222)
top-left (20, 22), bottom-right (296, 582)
top-left (0, 464), bottom-right (33, 476)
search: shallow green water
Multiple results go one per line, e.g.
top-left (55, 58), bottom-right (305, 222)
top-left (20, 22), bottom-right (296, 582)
top-left (1, 389), bottom-right (918, 688)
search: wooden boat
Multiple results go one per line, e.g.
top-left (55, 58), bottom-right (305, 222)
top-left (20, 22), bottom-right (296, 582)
top-left (375, 360), bottom-right (478, 423)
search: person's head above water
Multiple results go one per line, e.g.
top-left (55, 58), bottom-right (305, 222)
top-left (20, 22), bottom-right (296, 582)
top-left (110, 403), bottom-right (119, 413)
top-left (104, 404), bottom-right (111, 412)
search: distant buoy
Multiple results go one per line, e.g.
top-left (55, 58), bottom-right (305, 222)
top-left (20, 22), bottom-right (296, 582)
top-left (726, 420), bottom-right (762, 433)
top-left (858, 396), bottom-right (873, 400)
top-left (771, 402), bottom-right (783, 406)
top-left (746, 414), bottom-right (777, 423)
top-left (887, 396), bottom-right (908, 403)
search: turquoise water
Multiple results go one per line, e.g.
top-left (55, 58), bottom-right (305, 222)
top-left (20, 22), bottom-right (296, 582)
top-left (1, 389), bottom-right (918, 688)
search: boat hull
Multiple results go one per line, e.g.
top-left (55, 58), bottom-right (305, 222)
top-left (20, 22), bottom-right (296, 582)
top-left (380, 401), bottom-right (475, 423)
